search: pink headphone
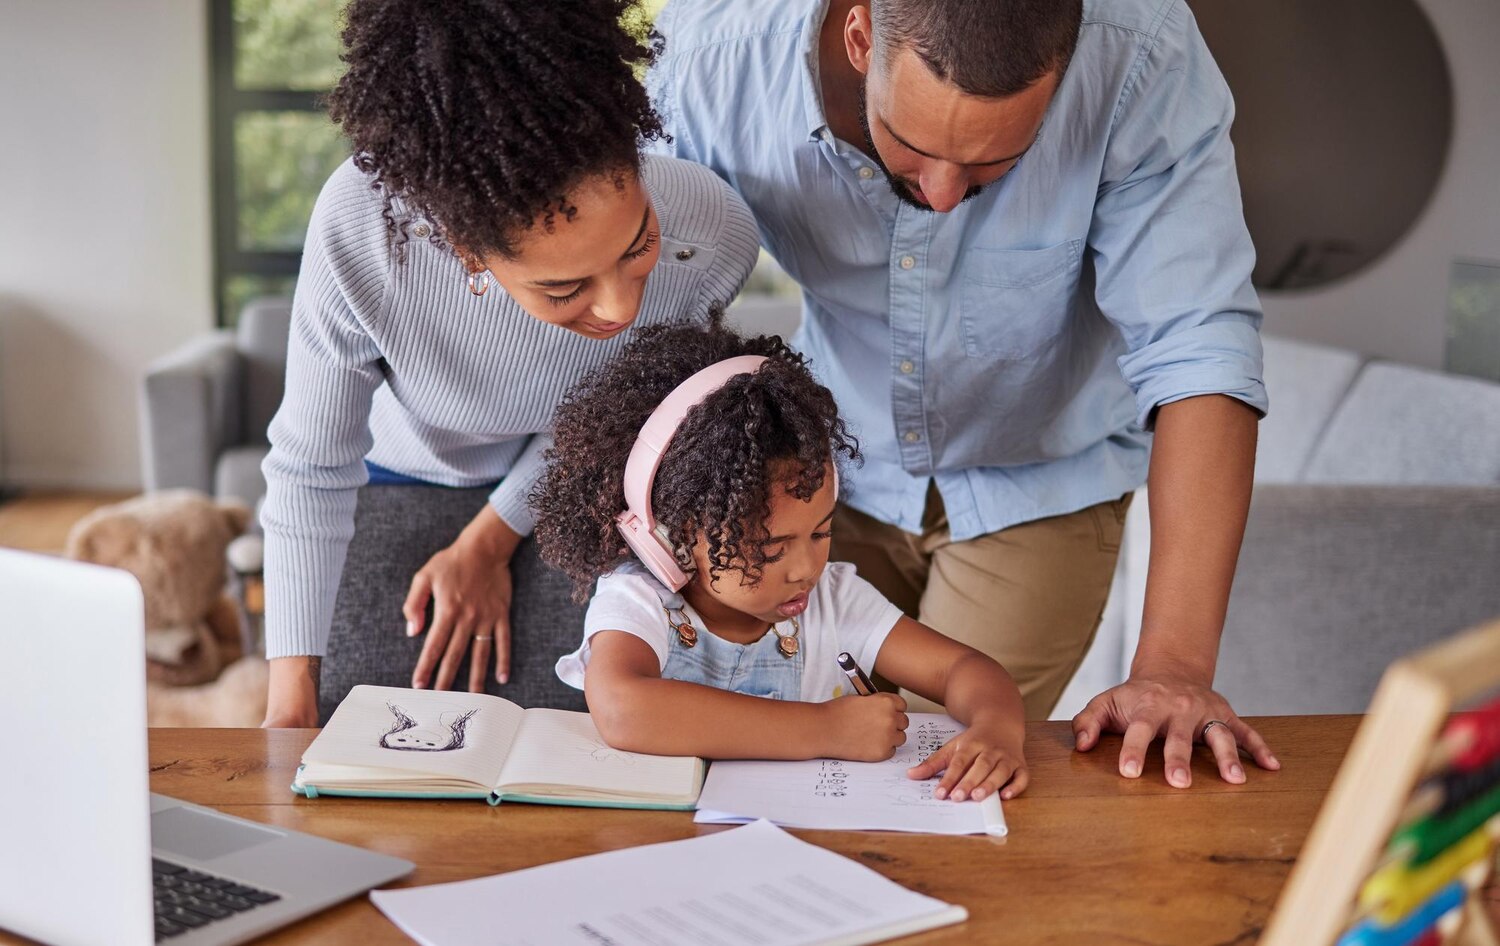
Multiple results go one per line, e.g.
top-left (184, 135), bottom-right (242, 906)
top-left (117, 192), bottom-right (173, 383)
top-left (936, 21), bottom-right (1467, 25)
top-left (616, 356), bottom-right (769, 590)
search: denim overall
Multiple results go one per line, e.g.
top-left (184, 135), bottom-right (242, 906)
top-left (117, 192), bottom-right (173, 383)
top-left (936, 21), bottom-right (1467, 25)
top-left (630, 565), bottom-right (804, 701)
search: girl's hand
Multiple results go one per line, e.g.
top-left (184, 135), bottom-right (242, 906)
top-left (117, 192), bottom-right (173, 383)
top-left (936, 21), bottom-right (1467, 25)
top-left (907, 716), bottom-right (1030, 802)
top-left (262, 656), bottom-right (320, 727)
top-left (822, 693), bottom-right (910, 761)
top-left (406, 507), bottom-right (521, 693)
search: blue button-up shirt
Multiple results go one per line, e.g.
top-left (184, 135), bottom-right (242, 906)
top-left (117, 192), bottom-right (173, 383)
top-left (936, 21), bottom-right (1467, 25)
top-left (649, 0), bottom-right (1266, 541)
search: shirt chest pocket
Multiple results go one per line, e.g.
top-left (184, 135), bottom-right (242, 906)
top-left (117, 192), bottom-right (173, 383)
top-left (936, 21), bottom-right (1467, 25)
top-left (958, 240), bottom-right (1083, 359)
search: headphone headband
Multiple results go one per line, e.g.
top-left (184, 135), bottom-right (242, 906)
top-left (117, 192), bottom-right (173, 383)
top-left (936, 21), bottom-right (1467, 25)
top-left (616, 356), bottom-right (768, 590)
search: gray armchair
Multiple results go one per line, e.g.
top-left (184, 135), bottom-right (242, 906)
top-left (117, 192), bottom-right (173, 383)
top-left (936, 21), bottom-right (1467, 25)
top-left (140, 298), bottom-right (290, 506)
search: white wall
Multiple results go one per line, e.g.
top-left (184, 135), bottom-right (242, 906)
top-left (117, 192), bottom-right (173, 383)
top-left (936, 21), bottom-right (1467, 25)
top-left (0, 0), bottom-right (212, 491)
top-left (1257, 0), bottom-right (1500, 369)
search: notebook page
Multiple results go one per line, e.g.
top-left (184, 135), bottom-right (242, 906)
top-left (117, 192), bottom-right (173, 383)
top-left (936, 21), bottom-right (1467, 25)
top-left (301, 685), bottom-right (525, 789)
top-left (694, 713), bottom-right (1008, 836)
top-left (371, 819), bottom-right (966, 946)
top-left (495, 708), bottom-right (698, 799)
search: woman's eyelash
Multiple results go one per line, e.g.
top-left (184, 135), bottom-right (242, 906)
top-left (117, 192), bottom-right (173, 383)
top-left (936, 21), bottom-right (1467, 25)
top-left (546, 285), bottom-right (584, 307)
top-left (625, 231), bottom-right (658, 261)
top-left (813, 531), bottom-right (833, 541)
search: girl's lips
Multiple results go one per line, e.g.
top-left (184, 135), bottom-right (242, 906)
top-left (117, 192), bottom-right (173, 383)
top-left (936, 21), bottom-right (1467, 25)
top-left (777, 592), bottom-right (809, 618)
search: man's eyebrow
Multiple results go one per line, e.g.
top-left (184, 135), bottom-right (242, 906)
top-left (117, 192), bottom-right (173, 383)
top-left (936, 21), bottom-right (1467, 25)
top-left (881, 116), bottom-right (1035, 167)
top-left (528, 205), bottom-right (652, 288)
top-left (763, 509), bottom-right (837, 543)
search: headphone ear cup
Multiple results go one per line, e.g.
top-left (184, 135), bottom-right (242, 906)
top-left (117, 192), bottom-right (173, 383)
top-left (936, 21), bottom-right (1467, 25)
top-left (616, 516), bottom-right (689, 591)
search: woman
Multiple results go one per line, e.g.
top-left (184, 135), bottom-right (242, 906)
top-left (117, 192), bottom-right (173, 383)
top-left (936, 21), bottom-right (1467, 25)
top-left (260, 0), bottom-right (760, 726)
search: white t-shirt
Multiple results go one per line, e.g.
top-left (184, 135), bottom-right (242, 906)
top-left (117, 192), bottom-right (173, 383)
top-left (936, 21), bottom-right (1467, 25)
top-left (555, 562), bottom-right (904, 703)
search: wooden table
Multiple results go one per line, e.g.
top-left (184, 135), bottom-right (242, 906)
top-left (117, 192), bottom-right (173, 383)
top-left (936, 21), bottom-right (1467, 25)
top-left (24, 719), bottom-right (1500, 944)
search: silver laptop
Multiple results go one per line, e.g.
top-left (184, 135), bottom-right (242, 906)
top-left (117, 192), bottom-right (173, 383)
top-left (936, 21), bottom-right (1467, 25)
top-left (0, 548), bottom-right (413, 945)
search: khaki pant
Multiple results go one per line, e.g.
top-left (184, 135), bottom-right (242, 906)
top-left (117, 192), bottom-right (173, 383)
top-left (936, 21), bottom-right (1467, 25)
top-left (831, 485), bottom-right (1131, 720)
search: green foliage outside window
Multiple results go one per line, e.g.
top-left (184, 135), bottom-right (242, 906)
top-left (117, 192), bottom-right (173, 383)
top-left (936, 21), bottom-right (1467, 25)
top-left (233, 0), bottom-right (344, 90)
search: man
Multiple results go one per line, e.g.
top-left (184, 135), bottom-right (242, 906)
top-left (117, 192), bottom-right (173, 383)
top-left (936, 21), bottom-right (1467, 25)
top-left (648, 0), bottom-right (1280, 788)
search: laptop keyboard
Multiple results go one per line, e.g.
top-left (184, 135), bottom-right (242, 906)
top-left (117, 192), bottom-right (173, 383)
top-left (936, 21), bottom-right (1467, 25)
top-left (152, 858), bottom-right (281, 941)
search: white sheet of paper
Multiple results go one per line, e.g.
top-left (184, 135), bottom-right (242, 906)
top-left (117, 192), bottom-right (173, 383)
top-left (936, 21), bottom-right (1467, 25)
top-left (369, 819), bottom-right (965, 946)
top-left (693, 713), bottom-right (1008, 836)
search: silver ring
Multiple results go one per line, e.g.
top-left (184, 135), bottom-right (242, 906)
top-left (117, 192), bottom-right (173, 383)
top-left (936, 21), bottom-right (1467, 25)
top-left (1201, 719), bottom-right (1229, 742)
top-left (472, 635), bottom-right (494, 643)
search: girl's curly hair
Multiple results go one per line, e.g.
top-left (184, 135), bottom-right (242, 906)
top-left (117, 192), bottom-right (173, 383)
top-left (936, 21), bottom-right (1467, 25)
top-left (531, 313), bottom-right (861, 602)
top-left (327, 0), bottom-right (665, 259)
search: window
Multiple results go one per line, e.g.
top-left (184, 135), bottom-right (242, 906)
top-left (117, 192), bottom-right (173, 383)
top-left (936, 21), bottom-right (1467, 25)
top-left (210, 0), bottom-right (348, 325)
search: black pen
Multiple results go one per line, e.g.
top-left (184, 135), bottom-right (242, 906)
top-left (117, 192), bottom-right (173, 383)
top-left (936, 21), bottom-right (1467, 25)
top-left (837, 651), bottom-right (877, 696)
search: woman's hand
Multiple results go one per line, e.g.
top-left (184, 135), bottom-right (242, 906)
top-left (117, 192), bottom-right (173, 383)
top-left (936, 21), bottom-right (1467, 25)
top-left (821, 692), bottom-right (910, 761)
top-left (405, 506), bottom-right (522, 693)
top-left (907, 712), bottom-right (1029, 802)
top-left (262, 656), bottom-right (321, 727)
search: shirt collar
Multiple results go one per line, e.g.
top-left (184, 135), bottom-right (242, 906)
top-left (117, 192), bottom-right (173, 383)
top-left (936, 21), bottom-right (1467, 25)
top-left (799, 0), bottom-right (833, 142)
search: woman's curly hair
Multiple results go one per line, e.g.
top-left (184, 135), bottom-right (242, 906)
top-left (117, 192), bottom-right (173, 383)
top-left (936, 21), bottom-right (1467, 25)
top-left (531, 313), bottom-right (860, 602)
top-left (327, 0), bottom-right (665, 259)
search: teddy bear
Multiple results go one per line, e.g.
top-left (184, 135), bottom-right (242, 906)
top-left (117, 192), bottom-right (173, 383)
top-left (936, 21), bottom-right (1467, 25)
top-left (64, 489), bottom-right (269, 727)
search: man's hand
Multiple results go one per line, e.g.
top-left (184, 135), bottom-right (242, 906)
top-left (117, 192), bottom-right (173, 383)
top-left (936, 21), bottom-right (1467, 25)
top-left (1072, 672), bottom-right (1279, 788)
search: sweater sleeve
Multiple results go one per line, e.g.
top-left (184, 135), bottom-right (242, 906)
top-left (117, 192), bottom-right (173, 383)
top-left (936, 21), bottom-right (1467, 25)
top-left (259, 161), bottom-right (392, 658)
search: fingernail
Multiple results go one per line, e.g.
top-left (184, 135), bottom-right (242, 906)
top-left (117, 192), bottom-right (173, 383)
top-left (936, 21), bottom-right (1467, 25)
top-left (1170, 768), bottom-right (1189, 787)
top-left (412, 678), bottom-right (425, 689)
top-left (972, 788), bottom-right (985, 800)
top-left (1123, 760), bottom-right (1141, 778)
top-left (952, 790), bottom-right (966, 802)
top-left (406, 620), bottom-right (418, 637)
top-left (933, 787), bottom-right (947, 800)
top-left (498, 673), bottom-right (509, 685)
top-left (1076, 734), bottom-right (1087, 750)
top-left (1230, 764), bottom-right (1245, 781)
top-left (1268, 755), bottom-right (1281, 768)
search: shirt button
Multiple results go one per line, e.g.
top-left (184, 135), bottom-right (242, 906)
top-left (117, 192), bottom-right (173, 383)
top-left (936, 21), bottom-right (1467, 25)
top-left (899, 255), bottom-right (916, 270)
top-left (857, 166), bottom-right (875, 180)
top-left (899, 360), bottom-right (915, 374)
top-left (675, 248), bottom-right (695, 261)
top-left (412, 223), bottom-right (431, 239)
top-left (903, 431), bottom-right (921, 443)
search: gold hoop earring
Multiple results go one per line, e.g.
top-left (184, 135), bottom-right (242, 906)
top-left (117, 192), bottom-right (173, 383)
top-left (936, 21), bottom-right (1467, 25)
top-left (466, 271), bottom-right (491, 297)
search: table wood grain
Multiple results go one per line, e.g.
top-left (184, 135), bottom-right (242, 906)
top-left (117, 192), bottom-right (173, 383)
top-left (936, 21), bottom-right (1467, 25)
top-left (8, 718), bottom-right (1499, 945)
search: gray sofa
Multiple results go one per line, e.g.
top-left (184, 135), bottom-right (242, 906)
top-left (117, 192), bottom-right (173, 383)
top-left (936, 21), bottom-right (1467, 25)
top-left (140, 297), bottom-right (291, 504)
top-left (1055, 335), bottom-right (1500, 717)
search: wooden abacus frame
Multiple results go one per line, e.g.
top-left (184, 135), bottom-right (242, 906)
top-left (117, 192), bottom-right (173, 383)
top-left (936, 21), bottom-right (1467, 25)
top-left (1262, 618), bottom-right (1500, 946)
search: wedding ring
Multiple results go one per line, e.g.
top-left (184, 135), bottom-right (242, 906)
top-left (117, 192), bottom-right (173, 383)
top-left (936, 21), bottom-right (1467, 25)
top-left (1201, 719), bottom-right (1229, 742)
top-left (472, 635), bottom-right (494, 642)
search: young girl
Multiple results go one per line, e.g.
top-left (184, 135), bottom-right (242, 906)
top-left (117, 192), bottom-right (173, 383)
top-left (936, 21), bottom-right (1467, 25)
top-left (531, 318), bottom-right (1030, 803)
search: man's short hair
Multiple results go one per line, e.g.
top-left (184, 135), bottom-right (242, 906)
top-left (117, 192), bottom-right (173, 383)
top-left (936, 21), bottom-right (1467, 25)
top-left (871, 0), bottom-right (1084, 98)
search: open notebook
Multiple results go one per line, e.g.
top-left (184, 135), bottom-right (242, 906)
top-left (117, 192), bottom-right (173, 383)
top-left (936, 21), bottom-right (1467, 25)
top-left (292, 685), bottom-right (704, 809)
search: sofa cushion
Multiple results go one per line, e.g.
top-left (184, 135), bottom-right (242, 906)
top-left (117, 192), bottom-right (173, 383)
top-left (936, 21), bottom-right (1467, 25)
top-left (1255, 335), bottom-right (1364, 482)
top-left (1215, 485), bottom-right (1500, 714)
top-left (215, 445), bottom-right (269, 506)
top-left (236, 298), bottom-right (292, 447)
top-left (1304, 362), bottom-right (1500, 485)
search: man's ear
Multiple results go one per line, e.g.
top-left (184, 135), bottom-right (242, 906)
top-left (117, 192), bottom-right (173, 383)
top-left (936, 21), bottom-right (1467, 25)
top-left (844, 4), bottom-right (875, 77)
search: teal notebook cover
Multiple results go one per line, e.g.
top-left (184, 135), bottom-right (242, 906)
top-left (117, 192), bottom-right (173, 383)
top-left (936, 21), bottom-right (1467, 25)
top-left (291, 765), bottom-right (703, 810)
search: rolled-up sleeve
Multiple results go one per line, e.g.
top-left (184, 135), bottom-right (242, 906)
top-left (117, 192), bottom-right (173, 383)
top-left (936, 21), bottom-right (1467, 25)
top-left (1090, 2), bottom-right (1268, 430)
